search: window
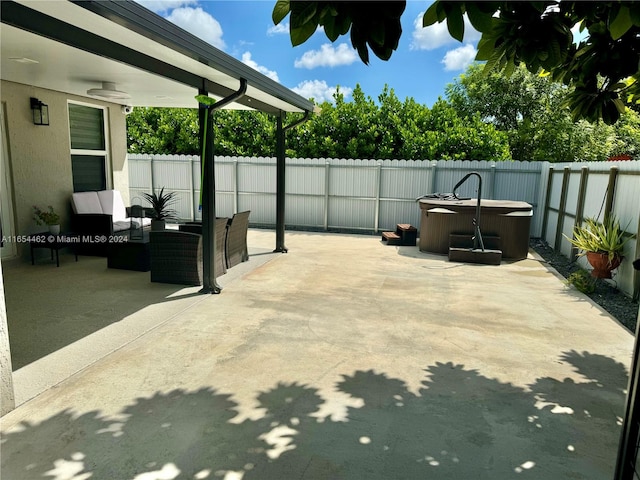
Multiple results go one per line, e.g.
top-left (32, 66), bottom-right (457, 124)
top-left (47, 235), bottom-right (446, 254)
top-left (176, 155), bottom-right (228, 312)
top-left (68, 103), bottom-right (107, 192)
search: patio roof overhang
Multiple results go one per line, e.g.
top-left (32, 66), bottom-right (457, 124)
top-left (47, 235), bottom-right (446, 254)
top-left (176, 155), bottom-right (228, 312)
top-left (0, 0), bottom-right (314, 114)
top-left (1, 0), bottom-right (315, 294)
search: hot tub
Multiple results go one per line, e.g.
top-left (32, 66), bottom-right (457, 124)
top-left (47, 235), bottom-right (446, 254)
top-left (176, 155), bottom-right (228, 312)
top-left (418, 198), bottom-right (533, 260)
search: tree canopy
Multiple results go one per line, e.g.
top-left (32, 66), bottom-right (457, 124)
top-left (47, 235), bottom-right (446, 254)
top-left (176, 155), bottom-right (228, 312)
top-left (273, 1), bottom-right (640, 124)
top-left (127, 74), bottom-right (640, 162)
top-left (127, 84), bottom-right (512, 161)
top-left (446, 63), bottom-right (640, 161)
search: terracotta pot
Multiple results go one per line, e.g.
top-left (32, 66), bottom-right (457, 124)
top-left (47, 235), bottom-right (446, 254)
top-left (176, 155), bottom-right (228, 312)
top-left (586, 251), bottom-right (622, 279)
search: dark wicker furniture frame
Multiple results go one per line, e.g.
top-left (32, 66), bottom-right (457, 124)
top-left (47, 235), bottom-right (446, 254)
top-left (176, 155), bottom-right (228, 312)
top-left (150, 217), bottom-right (229, 285)
top-left (225, 211), bottom-right (250, 269)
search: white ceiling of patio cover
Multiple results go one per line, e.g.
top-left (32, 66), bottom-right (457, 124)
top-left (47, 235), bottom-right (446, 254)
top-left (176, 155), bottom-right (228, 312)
top-left (0, 1), bottom-right (312, 112)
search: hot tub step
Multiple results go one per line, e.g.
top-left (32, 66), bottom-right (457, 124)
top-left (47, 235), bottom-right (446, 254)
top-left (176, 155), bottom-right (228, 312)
top-left (397, 224), bottom-right (417, 246)
top-left (382, 231), bottom-right (402, 245)
top-left (449, 234), bottom-right (501, 251)
top-left (448, 247), bottom-right (502, 265)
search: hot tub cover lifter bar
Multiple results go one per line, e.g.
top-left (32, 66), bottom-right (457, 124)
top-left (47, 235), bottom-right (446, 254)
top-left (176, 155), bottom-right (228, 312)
top-left (453, 172), bottom-right (485, 251)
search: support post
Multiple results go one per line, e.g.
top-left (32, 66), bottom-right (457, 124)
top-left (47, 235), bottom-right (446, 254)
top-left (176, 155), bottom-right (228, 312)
top-left (324, 160), bottom-right (330, 231)
top-left (0, 261), bottom-right (15, 415)
top-left (275, 112), bottom-right (287, 252)
top-left (554, 167), bottom-right (571, 252)
top-left (189, 156), bottom-right (195, 221)
top-left (198, 88), bottom-right (220, 294)
top-left (197, 79), bottom-right (247, 294)
top-left (571, 166), bottom-right (589, 262)
top-left (374, 161), bottom-right (382, 233)
top-left (541, 166), bottom-right (554, 241)
top-left (233, 158), bottom-right (239, 214)
top-left (634, 208), bottom-right (640, 302)
top-left (604, 166), bottom-right (619, 222)
top-left (274, 110), bottom-right (311, 253)
top-left (430, 161), bottom-right (438, 193)
top-left (489, 163), bottom-right (497, 199)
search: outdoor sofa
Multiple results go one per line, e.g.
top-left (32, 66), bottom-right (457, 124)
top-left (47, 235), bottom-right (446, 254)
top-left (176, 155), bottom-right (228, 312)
top-left (70, 189), bottom-right (151, 255)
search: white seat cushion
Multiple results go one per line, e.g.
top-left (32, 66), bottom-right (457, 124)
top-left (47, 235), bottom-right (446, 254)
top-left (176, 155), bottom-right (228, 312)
top-left (113, 220), bottom-right (131, 232)
top-left (97, 190), bottom-right (128, 222)
top-left (124, 217), bottom-right (152, 230)
top-left (71, 192), bottom-right (103, 214)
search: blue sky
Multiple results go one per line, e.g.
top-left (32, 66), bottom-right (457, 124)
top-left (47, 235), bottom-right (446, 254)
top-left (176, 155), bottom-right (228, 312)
top-left (137, 1), bottom-right (484, 106)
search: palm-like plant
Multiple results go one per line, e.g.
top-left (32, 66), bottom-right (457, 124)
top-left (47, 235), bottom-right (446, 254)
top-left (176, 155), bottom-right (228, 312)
top-left (142, 187), bottom-right (178, 221)
top-left (564, 216), bottom-right (631, 261)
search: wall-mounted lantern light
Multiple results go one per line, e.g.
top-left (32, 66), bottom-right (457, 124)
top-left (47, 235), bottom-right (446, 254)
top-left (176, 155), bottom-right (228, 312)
top-left (30, 97), bottom-right (49, 126)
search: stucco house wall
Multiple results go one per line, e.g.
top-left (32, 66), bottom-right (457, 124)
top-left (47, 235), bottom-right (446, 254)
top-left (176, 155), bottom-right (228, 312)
top-left (1, 80), bottom-right (129, 259)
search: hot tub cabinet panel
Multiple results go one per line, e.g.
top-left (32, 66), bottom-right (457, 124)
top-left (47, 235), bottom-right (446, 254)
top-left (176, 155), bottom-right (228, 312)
top-left (418, 199), bottom-right (533, 260)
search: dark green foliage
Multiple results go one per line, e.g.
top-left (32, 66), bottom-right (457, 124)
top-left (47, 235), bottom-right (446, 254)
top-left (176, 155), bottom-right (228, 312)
top-left (141, 187), bottom-right (178, 221)
top-left (566, 270), bottom-right (596, 295)
top-left (127, 84), bottom-right (511, 160)
top-left (127, 108), bottom-right (199, 154)
top-left (274, 1), bottom-right (640, 125)
top-left (281, 85), bottom-right (510, 160)
top-left (446, 63), bottom-right (640, 161)
top-left (274, 1), bottom-right (406, 64)
top-left (127, 108), bottom-right (275, 156)
top-left (127, 80), bottom-right (639, 161)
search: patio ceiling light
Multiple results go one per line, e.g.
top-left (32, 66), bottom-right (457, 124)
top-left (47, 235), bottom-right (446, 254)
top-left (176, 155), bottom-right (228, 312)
top-left (86, 81), bottom-right (131, 100)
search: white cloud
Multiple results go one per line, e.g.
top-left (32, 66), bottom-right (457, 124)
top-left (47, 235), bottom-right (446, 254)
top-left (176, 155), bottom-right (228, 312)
top-left (442, 44), bottom-right (477, 71)
top-left (136, 1), bottom-right (196, 14)
top-left (294, 43), bottom-right (358, 69)
top-left (165, 7), bottom-right (225, 49)
top-left (241, 52), bottom-right (279, 82)
top-left (267, 22), bottom-right (289, 36)
top-left (410, 11), bottom-right (481, 51)
top-left (292, 80), bottom-right (352, 103)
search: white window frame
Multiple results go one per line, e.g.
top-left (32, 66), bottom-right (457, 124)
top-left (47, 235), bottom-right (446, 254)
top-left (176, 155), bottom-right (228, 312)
top-left (68, 100), bottom-right (111, 190)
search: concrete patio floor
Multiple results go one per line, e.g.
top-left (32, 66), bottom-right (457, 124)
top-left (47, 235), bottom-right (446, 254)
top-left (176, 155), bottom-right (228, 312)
top-left (1, 229), bottom-right (636, 479)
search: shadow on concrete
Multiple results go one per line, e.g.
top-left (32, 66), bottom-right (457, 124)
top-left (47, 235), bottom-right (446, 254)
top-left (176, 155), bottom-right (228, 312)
top-left (3, 256), bottom-right (206, 370)
top-left (1, 350), bottom-right (627, 479)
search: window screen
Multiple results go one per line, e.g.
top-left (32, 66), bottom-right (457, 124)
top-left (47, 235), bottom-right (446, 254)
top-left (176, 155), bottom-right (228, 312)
top-left (71, 154), bottom-right (106, 192)
top-left (69, 104), bottom-right (105, 150)
top-left (69, 103), bottom-right (107, 192)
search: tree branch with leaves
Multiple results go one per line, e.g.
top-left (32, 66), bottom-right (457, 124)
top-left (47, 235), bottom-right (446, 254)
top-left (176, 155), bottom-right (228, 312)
top-left (273, 1), bottom-right (640, 124)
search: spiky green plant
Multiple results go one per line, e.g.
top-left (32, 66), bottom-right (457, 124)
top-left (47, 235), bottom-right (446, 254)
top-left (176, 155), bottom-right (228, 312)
top-left (564, 216), bottom-right (631, 261)
top-left (142, 187), bottom-right (178, 221)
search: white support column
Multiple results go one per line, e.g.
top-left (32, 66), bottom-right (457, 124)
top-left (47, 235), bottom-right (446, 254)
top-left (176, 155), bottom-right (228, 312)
top-left (0, 261), bottom-right (15, 415)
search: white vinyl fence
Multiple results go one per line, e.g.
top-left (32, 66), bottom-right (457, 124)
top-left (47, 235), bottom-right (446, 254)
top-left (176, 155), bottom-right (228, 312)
top-left (128, 155), bottom-right (546, 234)
top-left (540, 161), bottom-right (640, 300)
top-left (128, 155), bottom-right (639, 298)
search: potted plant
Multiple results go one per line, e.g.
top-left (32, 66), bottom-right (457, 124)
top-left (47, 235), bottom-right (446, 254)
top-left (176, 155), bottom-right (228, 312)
top-left (33, 205), bottom-right (61, 234)
top-left (142, 187), bottom-right (178, 231)
top-left (564, 215), bottom-right (631, 278)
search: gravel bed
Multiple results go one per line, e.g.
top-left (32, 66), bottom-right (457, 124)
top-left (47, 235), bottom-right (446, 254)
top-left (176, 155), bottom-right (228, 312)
top-left (530, 239), bottom-right (639, 333)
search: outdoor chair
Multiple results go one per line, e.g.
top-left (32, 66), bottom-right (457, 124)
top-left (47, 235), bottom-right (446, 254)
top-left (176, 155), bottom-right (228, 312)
top-left (177, 218), bottom-right (228, 274)
top-left (225, 210), bottom-right (250, 269)
top-left (150, 218), bottom-right (228, 285)
top-left (150, 230), bottom-right (203, 285)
